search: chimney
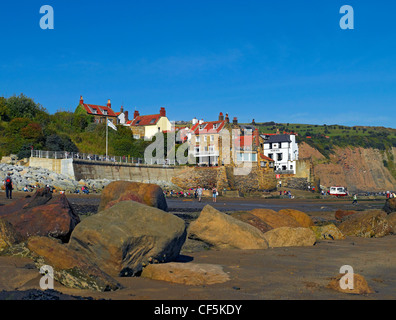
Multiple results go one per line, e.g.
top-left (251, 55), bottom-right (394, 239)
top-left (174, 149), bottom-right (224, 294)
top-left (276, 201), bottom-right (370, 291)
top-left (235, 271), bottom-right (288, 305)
top-left (79, 96), bottom-right (84, 105)
top-left (233, 117), bottom-right (238, 125)
top-left (254, 128), bottom-right (260, 147)
top-left (225, 113), bottom-right (230, 123)
top-left (107, 99), bottom-right (111, 108)
top-left (219, 112), bottom-right (224, 121)
top-left (120, 106), bottom-right (124, 113)
top-left (160, 107), bottom-right (166, 117)
top-left (192, 117), bottom-right (198, 125)
top-left (199, 119), bottom-right (204, 124)
top-left (252, 119), bottom-right (256, 125)
top-left (134, 110), bottom-right (140, 119)
top-left (125, 111), bottom-right (129, 121)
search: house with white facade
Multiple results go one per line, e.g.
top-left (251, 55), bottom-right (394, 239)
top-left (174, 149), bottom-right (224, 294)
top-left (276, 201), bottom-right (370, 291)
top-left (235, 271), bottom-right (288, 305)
top-left (260, 134), bottom-right (299, 174)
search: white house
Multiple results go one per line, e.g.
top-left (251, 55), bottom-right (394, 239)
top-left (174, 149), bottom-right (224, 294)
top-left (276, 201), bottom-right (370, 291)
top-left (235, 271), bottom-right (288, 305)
top-left (261, 134), bottom-right (299, 174)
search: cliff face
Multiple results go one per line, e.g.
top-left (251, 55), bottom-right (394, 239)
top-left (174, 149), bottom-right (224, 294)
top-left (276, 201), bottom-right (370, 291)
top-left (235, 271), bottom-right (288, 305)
top-left (299, 142), bottom-right (396, 192)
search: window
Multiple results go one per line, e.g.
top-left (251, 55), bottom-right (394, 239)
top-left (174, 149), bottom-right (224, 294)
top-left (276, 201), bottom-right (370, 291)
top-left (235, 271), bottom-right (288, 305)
top-left (260, 161), bottom-right (266, 167)
top-left (282, 165), bottom-right (287, 170)
top-left (268, 153), bottom-right (273, 159)
top-left (195, 147), bottom-right (200, 154)
top-left (133, 134), bottom-right (140, 139)
top-left (251, 153), bottom-right (257, 162)
top-left (135, 120), bottom-right (141, 125)
top-left (277, 153), bottom-right (283, 161)
top-left (150, 118), bottom-right (156, 124)
top-left (196, 136), bottom-right (201, 142)
top-left (290, 165), bottom-right (293, 170)
top-left (204, 136), bottom-right (207, 142)
top-left (210, 135), bottom-right (214, 142)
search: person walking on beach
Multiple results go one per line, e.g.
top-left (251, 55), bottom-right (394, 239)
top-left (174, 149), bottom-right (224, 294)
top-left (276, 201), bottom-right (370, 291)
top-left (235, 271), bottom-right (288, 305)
top-left (212, 187), bottom-right (218, 203)
top-left (197, 186), bottom-right (203, 202)
top-left (4, 173), bottom-right (13, 200)
top-left (352, 194), bottom-right (358, 205)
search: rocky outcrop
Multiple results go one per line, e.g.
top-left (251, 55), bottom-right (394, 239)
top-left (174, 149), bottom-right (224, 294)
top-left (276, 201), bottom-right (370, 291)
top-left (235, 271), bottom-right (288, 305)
top-left (335, 209), bottom-right (357, 221)
top-left (141, 262), bottom-right (230, 286)
top-left (188, 205), bottom-right (269, 250)
top-left (68, 201), bottom-right (186, 277)
top-left (383, 198), bottom-right (396, 214)
top-left (0, 218), bottom-right (22, 252)
top-left (229, 211), bottom-right (273, 233)
top-left (98, 181), bottom-right (168, 212)
top-left (263, 227), bottom-right (316, 248)
top-left (0, 188), bottom-right (80, 242)
top-left (338, 210), bottom-right (393, 238)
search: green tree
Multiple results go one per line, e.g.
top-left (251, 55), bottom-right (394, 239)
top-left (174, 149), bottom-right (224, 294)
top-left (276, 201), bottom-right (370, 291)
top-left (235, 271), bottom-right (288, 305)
top-left (6, 94), bottom-right (47, 119)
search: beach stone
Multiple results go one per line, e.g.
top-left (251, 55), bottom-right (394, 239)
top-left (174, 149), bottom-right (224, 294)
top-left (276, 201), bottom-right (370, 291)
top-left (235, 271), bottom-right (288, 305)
top-left (0, 218), bottom-right (22, 252)
top-left (335, 209), bottom-right (357, 221)
top-left (27, 236), bottom-right (121, 292)
top-left (250, 209), bottom-right (302, 229)
top-left (383, 198), bottom-right (396, 214)
top-left (229, 211), bottom-right (273, 233)
top-left (278, 209), bottom-right (314, 228)
top-left (141, 262), bottom-right (230, 286)
top-left (68, 201), bottom-right (186, 277)
top-left (98, 181), bottom-right (168, 212)
top-left (310, 224), bottom-right (345, 240)
top-left (338, 210), bottom-right (393, 238)
top-left (327, 273), bottom-right (374, 295)
top-left (263, 227), bottom-right (316, 248)
top-left (188, 205), bottom-right (268, 250)
top-left (0, 188), bottom-right (80, 242)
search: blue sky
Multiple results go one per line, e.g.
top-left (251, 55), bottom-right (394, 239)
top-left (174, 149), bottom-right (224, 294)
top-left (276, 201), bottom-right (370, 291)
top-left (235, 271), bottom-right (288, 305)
top-left (0, 0), bottom-right (395, 127)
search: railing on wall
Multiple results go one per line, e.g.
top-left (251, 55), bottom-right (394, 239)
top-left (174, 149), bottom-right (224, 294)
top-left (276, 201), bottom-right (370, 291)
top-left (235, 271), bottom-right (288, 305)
top-left (30, 150), bottom-right (179, 166)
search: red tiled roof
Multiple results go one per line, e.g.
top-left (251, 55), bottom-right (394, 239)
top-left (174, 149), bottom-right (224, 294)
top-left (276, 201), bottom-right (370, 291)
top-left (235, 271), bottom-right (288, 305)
top-left (83, 104), bottom-right (117, 117)
top-left (260, 153), bottom-right (275, 162)
top-left (190, 120), bottom-right (226, 134)
top-left (130, 114), bottom-right (162, 126)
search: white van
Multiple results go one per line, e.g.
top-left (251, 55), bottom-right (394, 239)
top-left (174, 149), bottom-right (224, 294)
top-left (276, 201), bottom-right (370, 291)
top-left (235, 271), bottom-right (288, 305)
top-left (329, 186), bottom-right (348, 197)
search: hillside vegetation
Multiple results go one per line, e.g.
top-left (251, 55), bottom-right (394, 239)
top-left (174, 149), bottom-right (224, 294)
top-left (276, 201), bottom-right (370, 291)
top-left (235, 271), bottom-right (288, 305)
top-left (0, 94), bottom-right (150, 160)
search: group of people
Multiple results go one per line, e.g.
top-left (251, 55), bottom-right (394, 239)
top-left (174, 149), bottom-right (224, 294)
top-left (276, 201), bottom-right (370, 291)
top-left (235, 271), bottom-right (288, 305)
top-left (164, 186), bottom-right (218, 202)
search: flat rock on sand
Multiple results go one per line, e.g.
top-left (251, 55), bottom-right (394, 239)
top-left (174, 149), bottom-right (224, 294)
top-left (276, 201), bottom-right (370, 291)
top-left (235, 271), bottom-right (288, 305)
top-left (141, 262), bottom-right (230, 285)
top-left (188, 205), bottom-right (269, 250)
top-left (250, 209), bottom-right (302, 229)
top-left (263, 227), bottom-right (316, 248)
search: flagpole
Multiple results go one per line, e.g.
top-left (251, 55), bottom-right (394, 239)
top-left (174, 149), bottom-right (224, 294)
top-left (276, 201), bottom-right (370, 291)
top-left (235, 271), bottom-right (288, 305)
top-left (106, 116), bottom-right (108, 160)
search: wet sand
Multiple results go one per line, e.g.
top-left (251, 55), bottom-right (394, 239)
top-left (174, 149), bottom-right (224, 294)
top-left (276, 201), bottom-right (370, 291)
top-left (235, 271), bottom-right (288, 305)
top-left (0, 191), bottom-right (394, 300)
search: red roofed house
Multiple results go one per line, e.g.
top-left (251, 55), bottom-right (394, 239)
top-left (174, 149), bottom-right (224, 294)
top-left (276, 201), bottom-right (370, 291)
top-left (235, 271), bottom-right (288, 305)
top-left (78, 96), bottom-right (118, 125)
top-left (129, 107), bottom-right (172, 140)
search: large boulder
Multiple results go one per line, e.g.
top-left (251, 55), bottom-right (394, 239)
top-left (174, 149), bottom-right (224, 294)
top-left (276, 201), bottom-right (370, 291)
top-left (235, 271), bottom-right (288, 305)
top-left (68, 201), bottom-right (186, 277)
top-left (310, 224), bottom-right (345, 240)
top-left (98, 181), bottom-right (168, 212)
top-left (278, 209), bottom-right (314, 228)
top-left (0, 188), bottom-right (80, 242)
top-left (27, 236), bottom-right (121, 292)
top-left (263, 227), bottom-right (316, 248)
top-left (383, 198), bottom-right (396, 214)
top-left (386, 213), bottom-right (396, 232)
top-left (229, 211), bottom-right (273, 233)
top-left (141, 262), bottom-right (230, 286)
top-left (188, 205), bottom-right (269, 250)
top-left (250, 209), bottom-right (302, 229)
top-left (338, 210), bottom-right (393, 238)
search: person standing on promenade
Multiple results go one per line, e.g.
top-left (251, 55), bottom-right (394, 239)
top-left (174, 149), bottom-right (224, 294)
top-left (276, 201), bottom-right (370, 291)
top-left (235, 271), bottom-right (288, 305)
top-left (4, 172), bottom-right (13, 200)
top-left (212, 187), bottom-right (218, 203)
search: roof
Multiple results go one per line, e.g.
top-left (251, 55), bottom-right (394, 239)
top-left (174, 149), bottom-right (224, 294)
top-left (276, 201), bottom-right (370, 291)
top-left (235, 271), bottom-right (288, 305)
top-left (259, 153), bottom-right (275, 162)
top-left (261, 134), bottom-right (292, 143)
top-left (190, 120), bottom-right (226, 134)
top-left (130, 114), bottom-right (162, 126)
top-left (235, 135), bottom-right (253, 147)
top-left (83, 104), bottom-right (117, 117)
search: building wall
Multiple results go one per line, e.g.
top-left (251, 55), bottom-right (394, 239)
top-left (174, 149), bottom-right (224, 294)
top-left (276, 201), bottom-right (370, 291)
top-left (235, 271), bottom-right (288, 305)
top-left (144, 117), bottom-right (172, 139)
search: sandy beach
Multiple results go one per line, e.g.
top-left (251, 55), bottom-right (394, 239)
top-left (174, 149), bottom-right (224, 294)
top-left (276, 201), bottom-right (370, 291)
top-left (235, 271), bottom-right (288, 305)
top-left (0, 191), bottom-right (394, 300)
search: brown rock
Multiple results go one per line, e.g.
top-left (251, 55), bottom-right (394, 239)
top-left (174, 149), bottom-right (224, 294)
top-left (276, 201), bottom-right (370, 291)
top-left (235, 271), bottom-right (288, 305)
top-left (0, 218), bottom-right (22, 252)
top-left (386, 212), bottom-right (396, 232)
top-left (98, 181), bottom-right (168, 212)
top-left (310, 224), bottom-right (345, 240)
top-left (250, 209), bottom-right (302, 229)
top-left (278, 209), bottom-right (314, 228)
top-left (27, 236), bottom-right (121, 291)
top-left (141, 262), bottom-right (230, 286)
top-left (229, 211), bottom-right (273, 233)
top-left (263, 227), bottom-right (316, 248)
top-left (335, 209), bottom-right (357, 221)
top-left (383, 198), bottom-right (396, 214)
top-left (188, 205), bottom-right (268, 250)
top-left (0, 188), bottom-right (80, 242)
top-left (338, 210), bottom-right (393, 238)
top-left (327, 273), bottom-right (374, 295)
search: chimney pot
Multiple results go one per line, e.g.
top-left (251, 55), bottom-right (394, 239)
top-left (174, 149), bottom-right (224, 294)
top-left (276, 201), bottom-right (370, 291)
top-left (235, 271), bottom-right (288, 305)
top-left (107, 99), bottom-right (111, 108)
